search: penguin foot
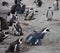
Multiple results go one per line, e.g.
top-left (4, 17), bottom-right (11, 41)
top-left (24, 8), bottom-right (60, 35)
top-left (47, 19), bottom-right (52, 21)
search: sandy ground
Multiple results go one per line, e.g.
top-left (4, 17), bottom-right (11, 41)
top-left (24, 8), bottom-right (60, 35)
top-left (0, 0), bottom-right (60, 53)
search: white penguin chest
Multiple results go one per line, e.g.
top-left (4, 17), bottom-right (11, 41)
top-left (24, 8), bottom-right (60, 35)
top-left (54, 1), bottom-right (57, 6)
top-left (48, 11), bottom-right (52, 18)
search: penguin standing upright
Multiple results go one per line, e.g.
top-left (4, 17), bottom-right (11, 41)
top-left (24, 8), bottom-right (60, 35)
top-left (53, 0), bottom-right (59, 10)
top-left (34, 0), bottom-right (42, 7)
top-left (6, 12), bottom-right (13, 23)
top-left (5, 38), bottom-right (23, 52)
top-left (46, 7), bottom-right (53, 21)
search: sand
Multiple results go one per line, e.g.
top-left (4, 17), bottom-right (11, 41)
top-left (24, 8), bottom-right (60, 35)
top-left (0, 0), bottom-right (60, 53)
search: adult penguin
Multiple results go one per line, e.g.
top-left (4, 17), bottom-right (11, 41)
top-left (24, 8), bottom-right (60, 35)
top-left (53, 0), bottom-right (59, 10)
top-left (37, 0), bottom-right (42, 7)
top-left (5, 38), bottom-right (23, 52)
top-left (11, 4), bottom-right (18, 14)
top-left (12, 22), bottom-right (23, 36)
top-left (2, 1), bottom-right (8, 6)
top-left (15, 22), bottom-right (23, 35)
top-left (0, 31), bottom-right (8, 43)
top-left (24, 8), bottom-right (35, 20)
top-left (26, 27), bottom-right (50, 45)
top-left (46, 7), bottom-right (53, 21)
top-left (34, 0), bottom-right (42, 7)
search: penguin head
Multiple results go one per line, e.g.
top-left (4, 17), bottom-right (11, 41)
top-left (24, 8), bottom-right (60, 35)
top-left (7, 12), bottom-right (10, 16)
top-left (42, 27), bottom-right (50, 33)
top-left (46, 28), bottom-right (50, 32)
top-left (30, 8), bottom-right (33, 10)
top-left (48, 7), bottom-right (52, 9)
top-left (48, 7), bottom-right (52, 10)
top-left (40, 27), bottom-right (50, 34)
top-left (19, 38), bottom-right (24, 44)
top-left (4, 31), bottom-right (9, 38)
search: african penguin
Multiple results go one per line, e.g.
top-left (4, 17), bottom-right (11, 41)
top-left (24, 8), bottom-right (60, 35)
top-left (39, 27), bottom-right (50, 39)
top-left (11, 4), bottom-right (17, 14)
top-left (34, 0), bottom-right (42, 7)
top-left (24, 8), bottom-right (35, 20)
top-left (5, 38), bottom-right (23, 52)
top-left (46, 7), bottom-right (53, 21)
top-left (6, 12), bottom-right (13, 23)
top-left (0, 31), bottom-right (8, 43)
top-left (26, 27), bottom-right (50, 45)
top-left (53, 0), bottom-right (59, 10)
top-left (2, 1), bottom-right (8, 6)
top-left (12, 22), bottom-right (23, 36)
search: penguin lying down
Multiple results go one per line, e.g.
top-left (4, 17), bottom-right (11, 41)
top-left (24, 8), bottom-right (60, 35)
top-left (12, 22), bottom-right (23, 36)
top-left (5, 38), bottom-right (23, 52)
top-left (24, 8), bottom-right (38, 20)
top-left (0, 31), bottom-right (8, 43)
top-left (26, 27), bottom-right (50, 45)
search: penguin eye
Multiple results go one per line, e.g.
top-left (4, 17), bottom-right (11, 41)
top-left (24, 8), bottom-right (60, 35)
top-left (46, 29), bottom-right (50, 32)
top-left (20, 38), bottom-right (23, 41)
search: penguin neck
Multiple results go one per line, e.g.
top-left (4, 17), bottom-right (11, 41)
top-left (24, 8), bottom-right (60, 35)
top-left (19, 39), bottom-right (22, 44)
top-left (20, 41), bottom-right (22, 44)
top-left (42, 29), bottom-right (47, 34)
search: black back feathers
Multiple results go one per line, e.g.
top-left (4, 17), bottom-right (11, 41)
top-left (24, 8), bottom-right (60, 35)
top-left (5, 38), bottom-right (23, 52)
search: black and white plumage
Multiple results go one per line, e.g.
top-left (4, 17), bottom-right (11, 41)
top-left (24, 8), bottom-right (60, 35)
top-left (53, 0), bottom-right (59, 10)
top-left (5, 38), bottom-right (23, 52)
top-left (34, 0), bottom-right (42, 7)
top-left (12, 22), bottom-right (23, 36)
top-left (11, 4), bottom-right (18, 14)
top-left (10, 16), bottom-right (17, 26)
top-left (39, 27), bottom-right (50, 39)
top-left (24, 8), bottom-right (35, 20)
top-left (0, 32), bottom-right (8, 43)
top-left (26, 27), bottom-right (50, 45)
top-left (46, 7), bottom-right (53, 21)
top-left (2, 1), bottom-right (8, 6)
